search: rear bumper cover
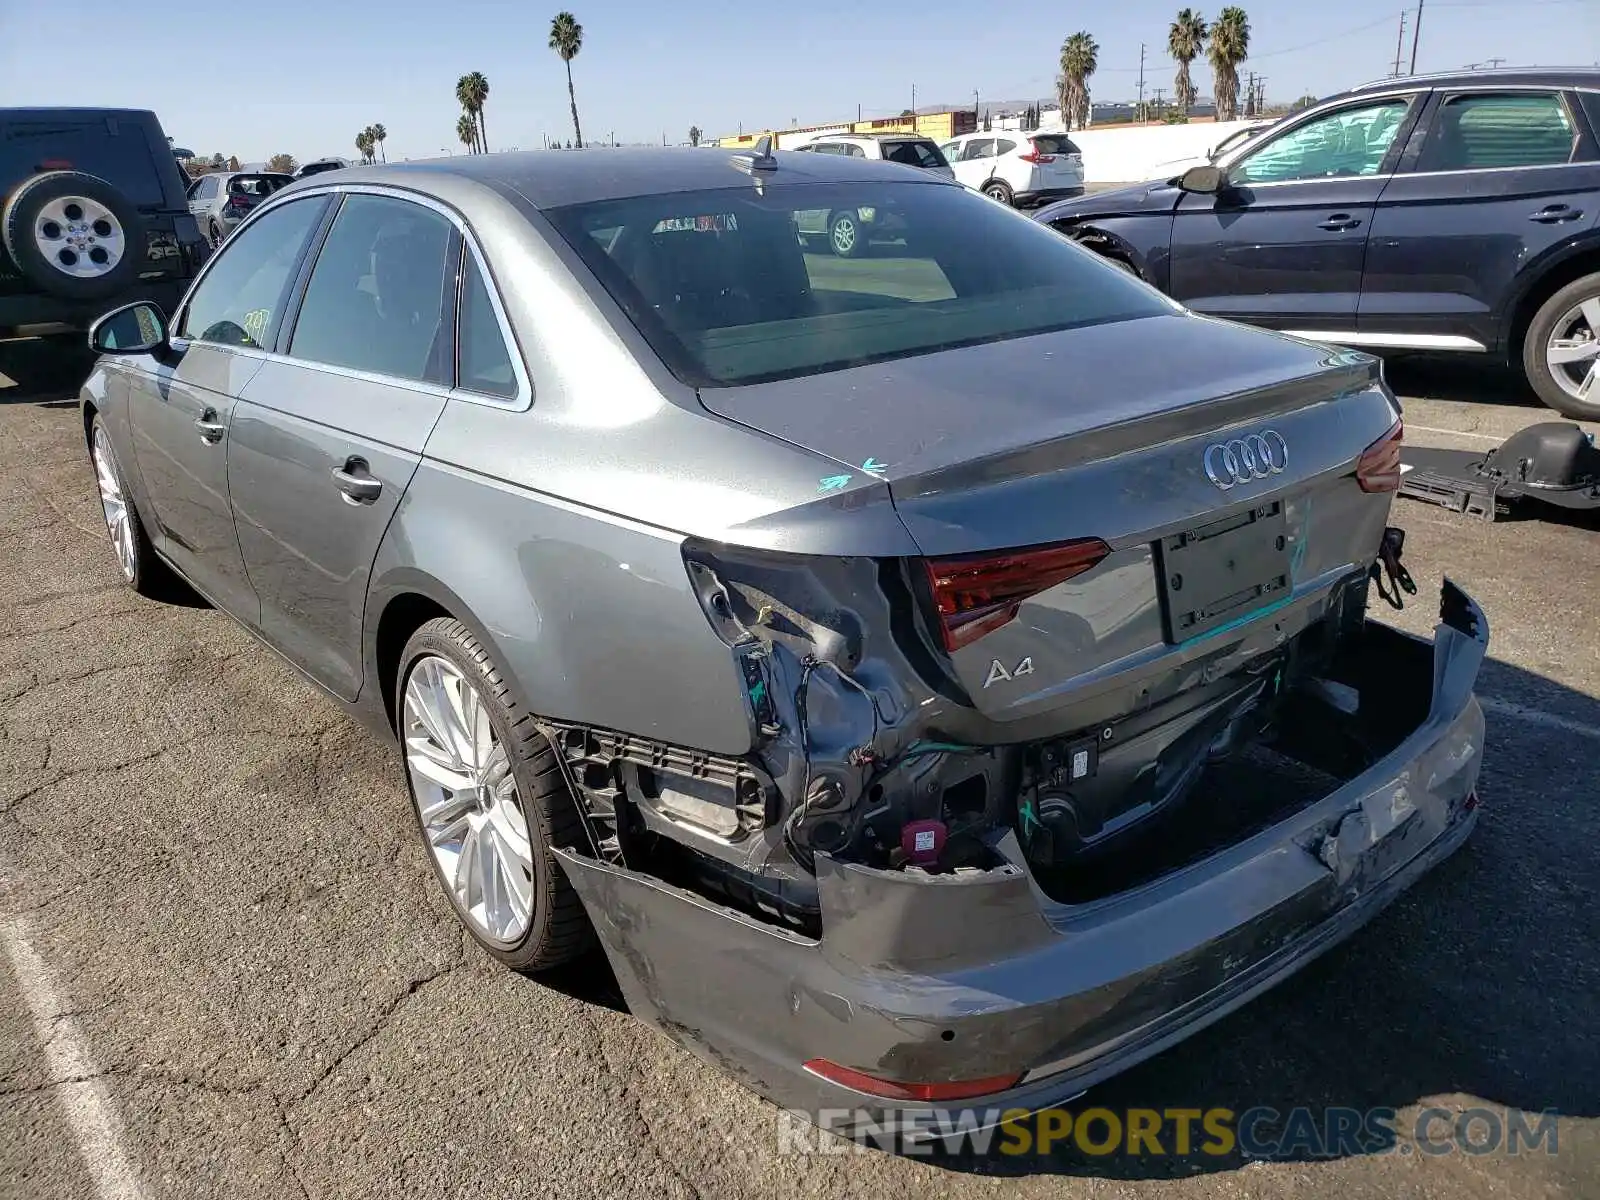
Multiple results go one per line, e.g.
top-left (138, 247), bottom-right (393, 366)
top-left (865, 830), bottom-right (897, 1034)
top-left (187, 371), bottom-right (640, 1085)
top-left (556, 582), bottom-right (1488, 1120)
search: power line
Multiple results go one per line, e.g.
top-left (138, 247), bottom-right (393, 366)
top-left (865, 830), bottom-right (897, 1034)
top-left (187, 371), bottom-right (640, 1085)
top-left (1410, 0), bottom-right (1427, 73)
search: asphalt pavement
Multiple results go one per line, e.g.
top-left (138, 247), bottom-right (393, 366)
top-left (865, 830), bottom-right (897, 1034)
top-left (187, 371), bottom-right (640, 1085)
top-left (1, 338), bottom-right (1596, 1199)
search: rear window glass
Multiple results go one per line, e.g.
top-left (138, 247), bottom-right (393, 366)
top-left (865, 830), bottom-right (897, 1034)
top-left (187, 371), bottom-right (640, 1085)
top-left (883, 140), bottom-right (949, 169)
top-left (544, 182), bottom-right (1166, 387)
top-left (0, 119), bottom-right (166, 207)
top-left (1029, 135), bottom-right (1079, 156)
top-left (228, 174), bottom-right (292, 197)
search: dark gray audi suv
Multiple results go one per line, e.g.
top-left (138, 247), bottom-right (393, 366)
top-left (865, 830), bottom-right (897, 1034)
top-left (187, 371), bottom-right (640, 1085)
top-left (79, 145), bottom-right (1488, 1126)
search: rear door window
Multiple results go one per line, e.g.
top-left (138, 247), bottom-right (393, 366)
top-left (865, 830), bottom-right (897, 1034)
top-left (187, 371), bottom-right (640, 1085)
top-left (962, 139), bottom-right (996, 161)
top-left (288, 194), bottom-right (455, 384)
top-left (1418, 92), bottom-right (1576, 171)
top-left (0, 118), bottom-right (166, 208)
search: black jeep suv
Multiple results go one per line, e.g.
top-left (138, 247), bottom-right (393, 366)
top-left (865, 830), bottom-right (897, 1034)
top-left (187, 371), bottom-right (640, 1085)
top-left (1, 108), bottom-right (208, 340)
top-left (1035, 69), bottom-right (1600, 419)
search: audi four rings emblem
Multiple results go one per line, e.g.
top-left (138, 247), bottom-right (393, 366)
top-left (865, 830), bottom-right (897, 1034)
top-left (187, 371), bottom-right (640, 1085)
top-left (1203, 430), bottom-right (1289, 490)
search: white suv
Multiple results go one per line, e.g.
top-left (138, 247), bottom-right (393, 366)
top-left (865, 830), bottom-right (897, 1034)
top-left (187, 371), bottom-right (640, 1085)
top-left (939, 131), bottom-right (1085, 207)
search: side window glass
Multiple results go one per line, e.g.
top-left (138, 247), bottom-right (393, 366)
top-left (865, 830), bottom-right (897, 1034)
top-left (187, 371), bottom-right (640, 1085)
top-left (289, 194), bottom-right (454, 384)
top-left (964, 139), bottom-right (996, 161)
top-left (186, 179), bottom-right (202, 200)
top-left (456, 252), bottom-right (518, 399)
top-left (178, 197), bottom-right (325, 348)
top-left (996, 139), bottom-right (1018, 155)
top-left (1421, 93), bottom-right (1575, 171)
top-left (1231, 100), bottom-right (1411, 184)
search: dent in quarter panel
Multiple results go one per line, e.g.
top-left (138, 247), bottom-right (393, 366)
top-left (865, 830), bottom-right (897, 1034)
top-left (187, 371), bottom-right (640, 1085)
top-left (373, 458), bottom-right (756, 756)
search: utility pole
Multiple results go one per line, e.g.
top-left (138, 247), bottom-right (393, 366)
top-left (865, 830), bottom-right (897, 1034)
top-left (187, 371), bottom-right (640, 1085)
top-left (1392, 9), bottom-right (1409, 76)
top-left (1137, 43), bottom-right (1147, 122)
top-left (1153, 86), bottom-right (1166, 119)
top-left (1487, 56), bottom-right (1506, 68)
top-left (1409, 0), bottom-right (1426, 75)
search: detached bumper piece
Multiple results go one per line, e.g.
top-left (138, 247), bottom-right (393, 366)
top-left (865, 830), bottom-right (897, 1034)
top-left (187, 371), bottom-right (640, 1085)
top-left (1399, 421), bottom-right (1600, 520)
top-left (554, 583), bottom-right (1488, 1124)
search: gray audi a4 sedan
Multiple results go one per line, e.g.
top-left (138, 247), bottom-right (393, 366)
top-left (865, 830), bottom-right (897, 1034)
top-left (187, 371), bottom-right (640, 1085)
top-left (80, 146), bottom-right (1488, 1127)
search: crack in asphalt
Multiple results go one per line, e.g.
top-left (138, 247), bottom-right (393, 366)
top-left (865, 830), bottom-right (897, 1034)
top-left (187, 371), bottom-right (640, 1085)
top-left (574, 1004), bottom-right (705, 1200)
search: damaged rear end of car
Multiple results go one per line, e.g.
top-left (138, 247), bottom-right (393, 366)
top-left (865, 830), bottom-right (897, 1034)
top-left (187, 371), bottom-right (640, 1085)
top-left (541, 334), bottom-right (1486, 1120)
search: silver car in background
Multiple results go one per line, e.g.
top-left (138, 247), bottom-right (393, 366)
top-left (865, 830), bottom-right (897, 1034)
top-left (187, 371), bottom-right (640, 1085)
top-left (185, 170), bottom-right (294, 246)
top-left (81, 147), bottom-right (1487, 1130)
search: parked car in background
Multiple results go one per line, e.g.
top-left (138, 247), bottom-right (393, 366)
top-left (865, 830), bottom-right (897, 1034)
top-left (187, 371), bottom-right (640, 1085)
top-left (1035, 69), bottom-right (1600, 419)
top-left (939, 130), bottom-right (1085, 206)
top-left (187, 171), bottom-right (294, 246)
top-left (790, 134), bottom-right (954, 256)
top-left (0, 107), bottom-right (207, 341)
top-left (296, 157), bottom-right (350, 179)
top-left (80, 147), bottom-right (1486, 1127)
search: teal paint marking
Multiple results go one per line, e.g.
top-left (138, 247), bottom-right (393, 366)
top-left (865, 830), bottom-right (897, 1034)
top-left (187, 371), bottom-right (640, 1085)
top-left (861, 457), bottom-right (887, 475)
top-left (748, 680), bottom-right (767, 706)
top-left (1289, 497), bottom-right (1313, 583)
top-left (818, 474), bottom-right (852, 493)
top-left (1179, 594), bottom-right (1296, 649)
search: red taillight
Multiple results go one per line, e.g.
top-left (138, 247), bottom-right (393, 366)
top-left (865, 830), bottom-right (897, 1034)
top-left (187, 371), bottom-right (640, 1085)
top-left (1356, 419), bottom-right (1404, 493)
top-left (804, 1058), bottom-right (1022, 1102)
top-left (925, 538), bottom-right (1110, 652)
top-left (1019, 139), bottom-right (1056, 164)
top-left (228, 194), bottom-right (252, 209)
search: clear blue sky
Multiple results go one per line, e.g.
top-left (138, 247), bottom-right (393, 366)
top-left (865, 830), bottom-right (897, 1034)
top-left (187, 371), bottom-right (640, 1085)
top-left (1, 0), bottom-right (1595, 162)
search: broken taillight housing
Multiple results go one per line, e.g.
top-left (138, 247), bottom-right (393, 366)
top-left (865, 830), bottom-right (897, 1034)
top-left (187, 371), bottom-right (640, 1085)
top-left (1356, 419), bottom-right (1404, 493)
top-left (924, 538), bottom-right (1110, 652)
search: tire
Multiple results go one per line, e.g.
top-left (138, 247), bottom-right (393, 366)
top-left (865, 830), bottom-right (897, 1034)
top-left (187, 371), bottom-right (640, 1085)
top-left (828, 209), bottom-right (865, 258)
top-left (89, 414), bottom-right (169, 596)
top-left (397, 618), bottom-right (592, 972)
top-left (2, 171), bottom-right (142, 302)
top-left (982, 180), bottom-right (1014, 206)
top-left (1523, 271), bottom-right (1600, 419)
top-left (208, 219), bottom-right (223, 249)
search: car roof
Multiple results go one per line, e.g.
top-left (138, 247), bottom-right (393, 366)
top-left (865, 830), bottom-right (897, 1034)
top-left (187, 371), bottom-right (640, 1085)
top-left (1347, 67), bottom-right (1600, 94)
top-left (819, 132), bottom-right (939, 142)
top-left (318, 147), bottom-right (952, 209)
top-left (0, 107), bottom-right (162, 122)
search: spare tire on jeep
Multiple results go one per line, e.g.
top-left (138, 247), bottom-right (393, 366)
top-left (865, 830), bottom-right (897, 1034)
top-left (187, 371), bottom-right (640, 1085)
top-left (2, 170), bottom-right (142, 301)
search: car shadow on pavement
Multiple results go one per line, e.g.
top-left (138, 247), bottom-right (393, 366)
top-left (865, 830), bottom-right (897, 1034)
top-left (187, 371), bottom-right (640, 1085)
top-left (917, 653), bottom-right (1599, 1179)
top-left (0, 336), bottom-right (97, 403)
top-left (1383, 354), bottom-right (1546, 410)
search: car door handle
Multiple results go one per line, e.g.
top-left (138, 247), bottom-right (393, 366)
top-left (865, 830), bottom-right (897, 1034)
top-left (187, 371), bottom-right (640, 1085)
top-left (194, 410), bottom-right (225, 443)
top-left (1530, 203), bottom-right (1582, 223)
top-left (331, 458), bottom-right (383, 505)
top-left (1318, 214), bottom-right (1363, 231)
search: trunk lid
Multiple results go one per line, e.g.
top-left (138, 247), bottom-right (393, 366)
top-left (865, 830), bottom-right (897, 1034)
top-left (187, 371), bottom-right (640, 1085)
top-left (698, 313), bottom-right (1402, 719)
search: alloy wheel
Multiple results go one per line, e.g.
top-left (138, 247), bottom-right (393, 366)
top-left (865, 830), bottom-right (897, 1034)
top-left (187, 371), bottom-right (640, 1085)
top-left (402, 654), bottom-right (536, 946)
top-left (1545, 296), bottom-right (1600, 403)
top-left (92, 427), bottom-right (136, 581)
top-left (35, 196), bottom-right (125, 280)
top-left (831, 215), bottom-right (858, 255)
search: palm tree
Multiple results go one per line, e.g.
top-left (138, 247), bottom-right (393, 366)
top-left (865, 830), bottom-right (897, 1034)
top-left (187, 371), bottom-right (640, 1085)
top-left (371, 122), bottom-right (387, 162)
top-left (1057, 31), bottom-right (1099, 132)
top-left (1168, 9), bottom-right (1209, 116)
top-left (457, 113), bottom-right (478, 153)
top-left (688, 125), bottom-right (702, 148)
top-left (550, 12), bottom-right (585, 149)
top-left (1208, 6), bottom-right (1251, 122)
top-left (456, 73), bottom-right (489, 152)
top-left (355, 131), bottom-right (371, 164)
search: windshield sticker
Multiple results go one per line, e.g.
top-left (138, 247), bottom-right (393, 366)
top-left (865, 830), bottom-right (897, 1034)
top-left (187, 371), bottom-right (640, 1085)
top-left (653, 213), bottom-right (739, 234)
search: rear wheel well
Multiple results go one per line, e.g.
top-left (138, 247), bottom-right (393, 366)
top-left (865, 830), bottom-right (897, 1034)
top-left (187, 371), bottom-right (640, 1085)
top-left (81, 399), bottom-right (97, 445)
top-left (1509, 250), bottom-right (1600, 364)
top-left (375, 593), bottom-right (452, 733)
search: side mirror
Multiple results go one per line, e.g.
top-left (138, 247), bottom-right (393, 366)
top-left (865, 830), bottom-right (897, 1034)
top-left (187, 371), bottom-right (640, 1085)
top-left (1178, 164), bottom-right (1227, 195)
top-left (89, 302), bottom-right (169, 356)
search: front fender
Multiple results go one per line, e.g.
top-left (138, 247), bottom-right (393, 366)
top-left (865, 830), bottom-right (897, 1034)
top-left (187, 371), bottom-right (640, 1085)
top-left (1044, 215), bottom-right (1175, 290)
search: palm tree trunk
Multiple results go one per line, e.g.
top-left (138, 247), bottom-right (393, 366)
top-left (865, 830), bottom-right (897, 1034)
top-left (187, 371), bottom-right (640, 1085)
top-left (379, 141), bottom-right (386, 162)
top-left (479, 109), bottom-right (489, 154)
top-left (566, 62), bottom-right (583, 148)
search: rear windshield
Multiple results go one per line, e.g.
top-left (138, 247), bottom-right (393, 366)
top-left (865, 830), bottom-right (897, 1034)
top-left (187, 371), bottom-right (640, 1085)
top-left (229, 173), bottom-right (292, 197)
top-left (544, 181), bottom-right (1167, 387)
top-left (882, 139), bottom-right (949, 169)
top-left (0, 118), bottom-right (166, 207)
top-left (1029, 134), bottom-right (1080, 156)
